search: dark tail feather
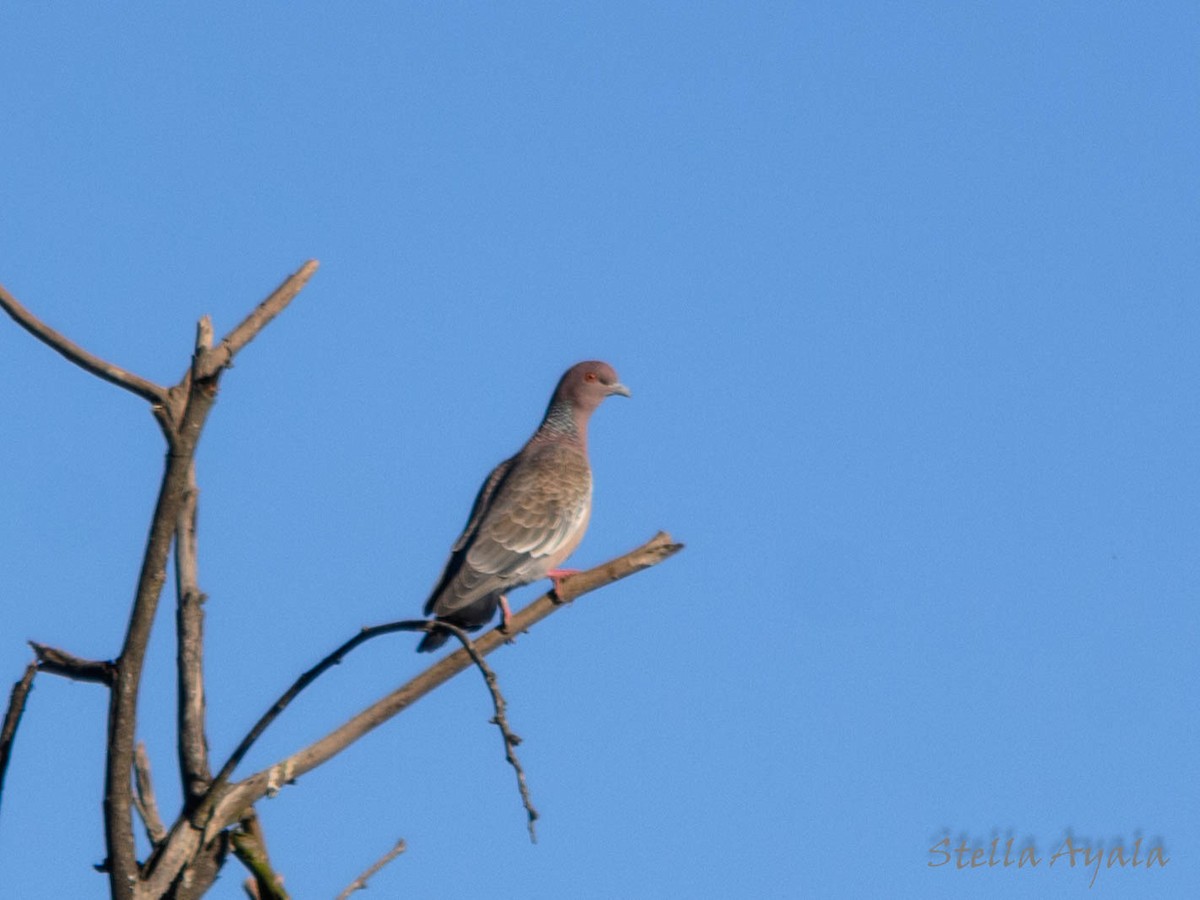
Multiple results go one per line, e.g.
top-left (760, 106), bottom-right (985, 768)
top-left (416, 626), bottom-right (450, 653)
top-left (417, 593), bottom-right (501, 652)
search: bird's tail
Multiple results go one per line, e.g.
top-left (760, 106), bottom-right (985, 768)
top-left (417, 593), bottom-right (503, 653)
top-left (416, 627), bottom-right (450, 653)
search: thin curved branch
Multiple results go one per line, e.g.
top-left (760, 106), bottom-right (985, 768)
top-left (0, 662), bottom-right (38, 816)
top-left (0, 282), bottom-right (168, 405)
top-left (202, 619), bottom-right (433, 812)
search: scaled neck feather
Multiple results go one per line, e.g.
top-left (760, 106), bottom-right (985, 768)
top-left (538, 399), bottom-right (588, 447)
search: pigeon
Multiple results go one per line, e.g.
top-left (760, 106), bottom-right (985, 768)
top-left (417, 361), bottom-right (630, 652)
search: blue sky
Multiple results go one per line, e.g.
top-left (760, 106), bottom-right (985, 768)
top-left (1, 3), bottom-right (1197, 897)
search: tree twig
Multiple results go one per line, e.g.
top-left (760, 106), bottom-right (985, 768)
top-left (29, 641), bottom-right (115, 685)
top-left (335, 838), bottom-right (407, 900)
top-left (133, 742), bottom-right (168, 846)
top-left (0, 662), bottom-right (38, 816)
top-left (435, 621), bottom-right (538, 841)
top-left (0, 281), bottom-right (168, 405)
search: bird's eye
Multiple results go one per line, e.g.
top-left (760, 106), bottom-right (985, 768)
top-left (584, 372), bottom-right (598, 382)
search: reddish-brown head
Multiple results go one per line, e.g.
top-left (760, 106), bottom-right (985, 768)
top-left (540, 360), bottom-right (630, 435)
top-left (554, 360), bottom-right (630, 412)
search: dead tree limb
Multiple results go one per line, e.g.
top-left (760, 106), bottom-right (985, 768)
top-left (109, 263), bottom-right (317, 900)
top-left (0, 262), bottom-right (319, 899)
top-left (0, 662), bottom-right (37, 814)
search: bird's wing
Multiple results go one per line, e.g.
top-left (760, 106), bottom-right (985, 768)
top-left (451, 455), bottom-right (517, 553)
top-left (431, 443), bottom-right (591, 616)
top-left (423, 456), bottom-right (515, 615)
top-left (467, 442), bottom-right (592, 576)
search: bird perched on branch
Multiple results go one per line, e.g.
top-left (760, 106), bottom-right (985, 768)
top-left (417, 361), bottom-right (630, 652)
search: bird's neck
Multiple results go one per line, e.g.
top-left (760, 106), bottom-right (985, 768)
top-left (538, 400), bottom-right (589, 447)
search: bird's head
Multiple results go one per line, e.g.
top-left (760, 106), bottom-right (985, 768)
top-left (556, 360), bottom-right (631, 413)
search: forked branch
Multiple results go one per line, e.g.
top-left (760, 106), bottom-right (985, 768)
top-left (194, 261), bottom-right (319, 379)
top-left (69, 260), bottom-right (319, 900)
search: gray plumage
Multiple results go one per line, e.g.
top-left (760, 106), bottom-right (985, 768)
top-left (417, 361), bottom-right (630, 652)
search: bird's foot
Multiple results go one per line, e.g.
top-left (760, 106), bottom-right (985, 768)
top-left (547, 568), bottom-right (582, 604)
top-left (498, 595), bottom-right (513, 635)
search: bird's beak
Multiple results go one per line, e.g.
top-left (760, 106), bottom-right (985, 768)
top-left (608, 382), bottom-right (631, 398)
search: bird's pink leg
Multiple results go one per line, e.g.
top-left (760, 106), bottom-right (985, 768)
top-left (547, 568), bottom-right (582, 602)
top-left (498, 594), bottom-right (512, 633)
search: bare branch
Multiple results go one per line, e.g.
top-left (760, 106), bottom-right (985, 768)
top-left (103, 263), bottom-right (320, 900)
top-left (133, 743), bottom-right (168, 846)
top-left (29, 641), bottom-right (115, 685)
top-left (137, 533), bottom-right (680, 896)
top-left (206, 533), bottom-right (682, 838)
top-left (2, 264), bottom-right (324, 896)
top-left (230, 811), bottom-right (288, 900)
top-left (194, 260), bottom-right (319, 379)
top-left (335, 838), bottom-right (407, 900)
top-left (436, 622), bottom-right (537, 840)
top-left (0, 282), bottom-right (168, 405)
top-left (0, 662), bottom-right (38, 815)
top-left (175, 464), bottom-right (212, 804)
